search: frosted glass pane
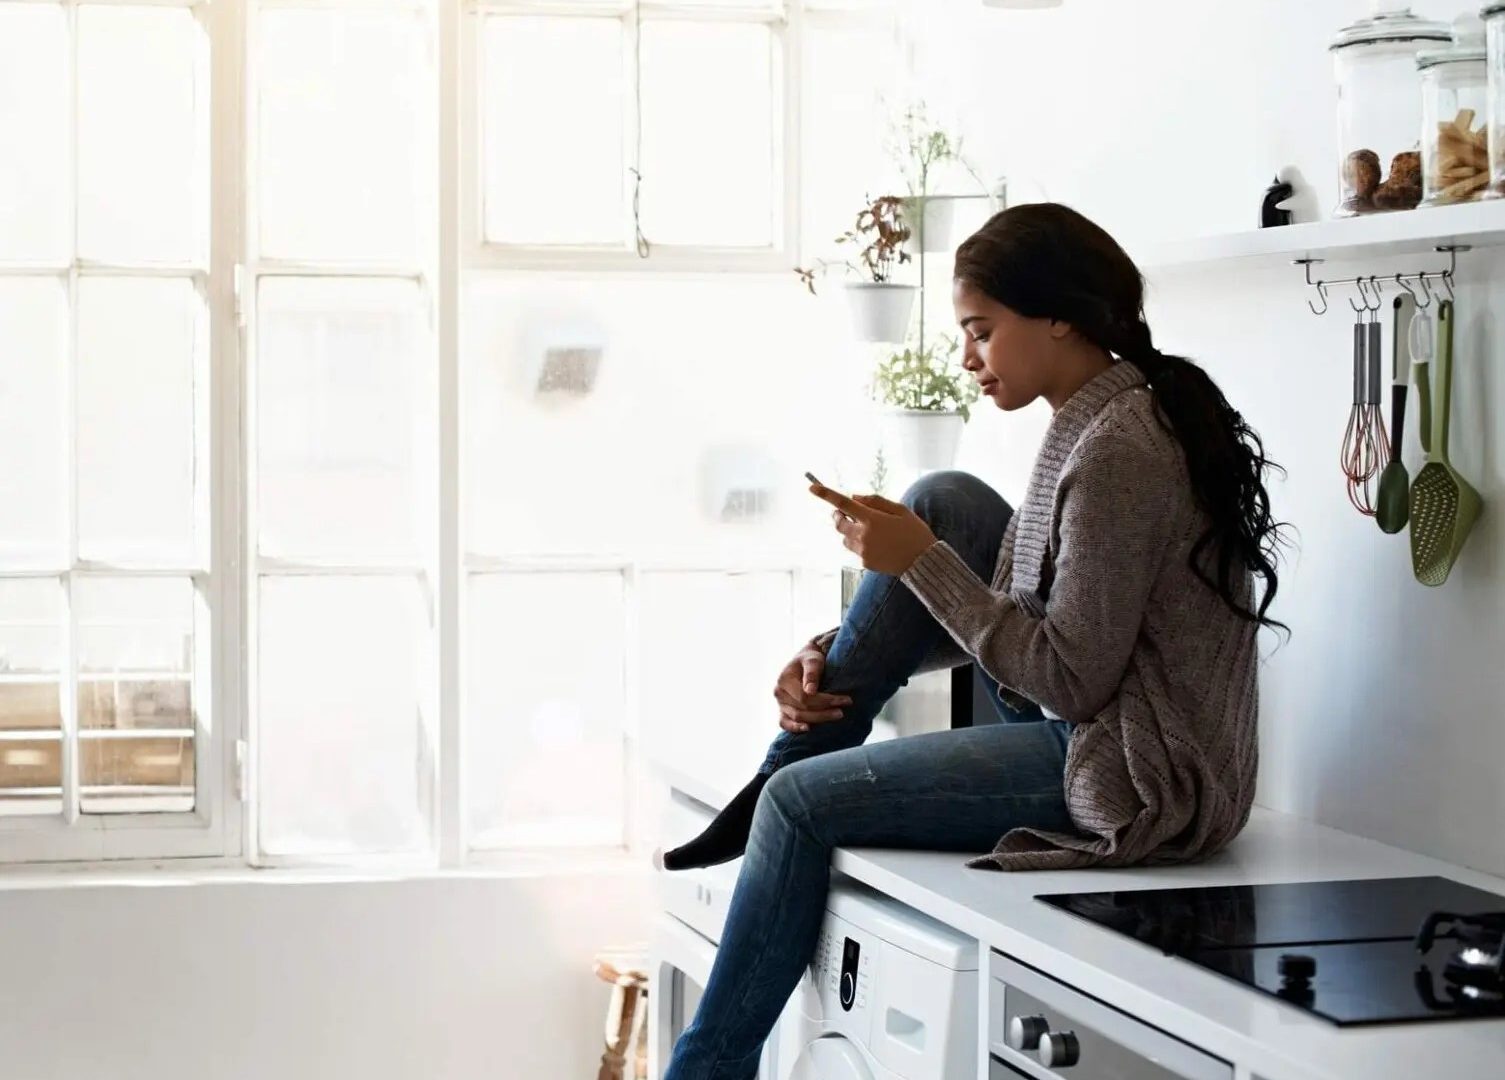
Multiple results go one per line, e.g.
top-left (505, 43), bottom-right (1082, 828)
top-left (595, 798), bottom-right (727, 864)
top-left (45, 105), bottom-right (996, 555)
top-left (256, 277), bottom-right (431, 562)
top-left (76, 577), bottom-right (195, 732)
top-left (0, 579), bottom-right (63, 817)
top-left (0, 579), bottom-right (63, 731)
top-left (257, 575), bottom-right (431, 856)
top-left (76, 277), bottom-right (201, 564)
top-left (636, 572), bottom-right (793, 796)
top-left (0, 278), bottom-right (67, 565)
top-left (462, 274), bottom-right (863, 563)
top-left (482, 16), bottom-right (625, 246)
top-left (77, 6), bottom-right (204, 265)
top-left (801, 18), bottom-right (901, 258)
top-left (0, 6), bottom-right (68, 262)
top-left (639, 22), bottom-right (776, 248)
top-left (467, 572), bottom-right (625, 848)
top-left (80, 733), bottom-right (193, 814)
top-left (0, 736), bottom-right (62, 818)
top-left (257, 10), bottom-right (426, 261)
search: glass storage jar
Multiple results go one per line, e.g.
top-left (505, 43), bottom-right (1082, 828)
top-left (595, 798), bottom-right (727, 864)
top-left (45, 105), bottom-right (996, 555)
top-left (1486, 2), bottom-right (1505, 198)
top-left (1332, 3), bottom-right (1450, 216)
top-left (1419, 16), bottom-right (1490, 206)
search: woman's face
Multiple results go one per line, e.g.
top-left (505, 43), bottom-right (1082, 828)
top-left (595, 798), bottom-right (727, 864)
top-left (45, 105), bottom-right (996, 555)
top-left (952, 280), bottom-right (1065, 412)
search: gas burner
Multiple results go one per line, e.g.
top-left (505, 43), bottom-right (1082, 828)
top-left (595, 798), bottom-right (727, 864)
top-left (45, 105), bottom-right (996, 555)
top-left (1415, 911), bottom-right (1505, 992)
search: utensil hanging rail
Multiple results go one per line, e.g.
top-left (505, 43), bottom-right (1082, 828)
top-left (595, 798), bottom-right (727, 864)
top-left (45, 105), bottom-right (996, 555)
top-left (1296, 244), bottom-right (1468, 315)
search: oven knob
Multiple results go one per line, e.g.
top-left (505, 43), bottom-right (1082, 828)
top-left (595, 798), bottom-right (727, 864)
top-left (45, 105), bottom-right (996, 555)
top-left (1038, 1031), bottom-right (1080, 1069)
top-left (1279, 953), bottom-right (1317, 982)
top-left (1007, 1014), bottom-right (1049, 1051)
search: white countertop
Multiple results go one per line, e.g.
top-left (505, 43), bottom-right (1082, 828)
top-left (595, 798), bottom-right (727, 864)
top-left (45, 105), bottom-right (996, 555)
top-left (657, 762), bottom-right (1505, 1080)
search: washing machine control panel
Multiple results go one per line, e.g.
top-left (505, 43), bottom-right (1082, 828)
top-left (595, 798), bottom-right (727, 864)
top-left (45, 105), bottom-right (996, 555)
top-left (813, 928), bottom-right (872, 1014)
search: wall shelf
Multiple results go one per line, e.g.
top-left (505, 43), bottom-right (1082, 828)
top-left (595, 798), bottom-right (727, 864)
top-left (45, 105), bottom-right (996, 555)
top-left (1137, 199), bottom-right (1505, 273)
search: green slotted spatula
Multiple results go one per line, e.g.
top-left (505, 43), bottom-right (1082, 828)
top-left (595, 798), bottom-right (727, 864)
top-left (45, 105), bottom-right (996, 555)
top-left (1409, 301), bottom-right (1482, 586)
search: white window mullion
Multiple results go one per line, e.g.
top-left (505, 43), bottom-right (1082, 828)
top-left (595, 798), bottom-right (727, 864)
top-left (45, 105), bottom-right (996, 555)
top-left (205, 0), bottom-right (247, 861)
top-left (623, 1), bottom-right (641, 259)
top-left (62, 0), bottom-right (80, 824)
top-left (59, 575), bottom-right (80, 825)
top-left (437, 0), bottom-right (464, 867)
top-left (779, 0), bottom-right (800, 263)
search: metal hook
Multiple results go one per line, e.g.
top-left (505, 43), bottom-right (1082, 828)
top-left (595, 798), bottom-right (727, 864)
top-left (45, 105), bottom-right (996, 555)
top-left (1349, 278), bottom-right (1369, 313)
top-left (1397, 274), bottom-right (1421, 304)
top-left (1367, 276), bottom-right (1384, 312)
top-left (1307, 280), bottom-right (1329, 316)
top-left (1418, 273), bottom-right (1436, 309)
top-left (1441, 271), bottom-right (1456, 301)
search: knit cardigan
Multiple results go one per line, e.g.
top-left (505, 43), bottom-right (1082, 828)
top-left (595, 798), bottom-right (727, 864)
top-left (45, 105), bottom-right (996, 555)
top-left (897, 360), bottom-right (1259, 870)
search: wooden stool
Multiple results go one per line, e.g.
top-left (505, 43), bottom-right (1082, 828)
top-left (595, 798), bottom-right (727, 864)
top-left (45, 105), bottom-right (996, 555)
top-left (594, 947), bottom-right (650, 1080)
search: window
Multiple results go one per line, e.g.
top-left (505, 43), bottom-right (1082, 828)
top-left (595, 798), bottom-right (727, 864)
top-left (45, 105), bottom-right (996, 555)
top-left (472, 0), bottom-right (796, 267)
top-left (0, 0), bottom-right (905, 866)
top-left (245, 0), bottom-right (439, 861)
top-left (0, 0), bottom-right (220, 863)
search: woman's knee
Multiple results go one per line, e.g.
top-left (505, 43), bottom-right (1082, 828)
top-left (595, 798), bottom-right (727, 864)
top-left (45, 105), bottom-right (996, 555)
top-left (760, 766), bottom-right (807, 825)
top-left (758, 762), bottom-right (833, 837)
top-left (901, 470), bottom-right (1009, 528)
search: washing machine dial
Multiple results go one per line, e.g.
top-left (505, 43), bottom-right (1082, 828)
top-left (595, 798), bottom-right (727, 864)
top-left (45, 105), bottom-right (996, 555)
top-left (838, 937), bottom-right (861, 1012)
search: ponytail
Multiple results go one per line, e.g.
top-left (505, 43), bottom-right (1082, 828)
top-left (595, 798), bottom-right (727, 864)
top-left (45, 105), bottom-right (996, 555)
top-left (1112, 323), bottom-right (1286, 630)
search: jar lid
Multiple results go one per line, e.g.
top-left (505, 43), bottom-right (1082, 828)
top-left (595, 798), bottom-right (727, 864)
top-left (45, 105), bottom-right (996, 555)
top-left (1417, 13), bottom-right (1488, 68)
top-left (1331, 5), bottom-right (1450, 51)
top-left (1417, 47), bottom-right (1487, 68)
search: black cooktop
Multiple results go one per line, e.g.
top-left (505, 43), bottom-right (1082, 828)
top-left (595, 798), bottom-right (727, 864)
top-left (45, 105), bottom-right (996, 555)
top-left (1039, 877), bottom-right (1505, 1026)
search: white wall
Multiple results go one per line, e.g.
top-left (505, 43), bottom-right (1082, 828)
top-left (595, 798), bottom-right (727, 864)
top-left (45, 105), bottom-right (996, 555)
top-left (937, 0), bottom-right (1505, 876)
top-left (0, 868), bottom-right (653, 1080)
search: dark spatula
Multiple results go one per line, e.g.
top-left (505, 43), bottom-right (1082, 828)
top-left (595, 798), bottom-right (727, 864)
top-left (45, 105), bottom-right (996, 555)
top-left (1377, 294), bottom-right (1415, 534)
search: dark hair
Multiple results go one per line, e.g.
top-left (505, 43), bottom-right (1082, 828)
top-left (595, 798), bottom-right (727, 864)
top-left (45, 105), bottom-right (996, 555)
top-left (954, 203), bottom-right (1287, 631)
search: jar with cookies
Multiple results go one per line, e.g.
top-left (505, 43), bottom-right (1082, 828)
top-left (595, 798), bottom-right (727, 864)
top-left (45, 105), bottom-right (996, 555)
top-left (1487, 2), bottom-right (1505, 198)
top-left (1419, 16), bottom-right (1490, 206)
top-left (1331, 4), bottom-right (1451, 217)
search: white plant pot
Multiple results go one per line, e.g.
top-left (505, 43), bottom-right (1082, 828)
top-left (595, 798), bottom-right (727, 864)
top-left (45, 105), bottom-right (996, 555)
top-left (901, 196), bottom-right (957, 253)
top-left (843, 283), bottom-right (916, 344)
top-left (881, 409), bottom-right (966, 475)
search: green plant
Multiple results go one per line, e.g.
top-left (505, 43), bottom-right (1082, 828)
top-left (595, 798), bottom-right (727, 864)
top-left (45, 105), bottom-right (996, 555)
top-left (871, 336), bottom-right (981, 421)
top-left (869, 444), bottom-right (888, 496)
top-left (795, 194), bottom-right (911, 294)
top-left (889, 100), bottom-right (984, 198)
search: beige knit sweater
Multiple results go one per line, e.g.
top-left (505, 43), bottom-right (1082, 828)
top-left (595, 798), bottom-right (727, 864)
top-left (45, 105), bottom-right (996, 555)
top-left (899, 360), bottom-right (1260, 871)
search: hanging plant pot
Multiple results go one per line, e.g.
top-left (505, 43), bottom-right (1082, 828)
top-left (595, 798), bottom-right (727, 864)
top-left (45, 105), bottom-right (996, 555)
top-left (843, 283), bottom-right (917, 344)
top-left (900, 196), bottom-right (957, 253)
top-left (881, 408), bottom-right (966, 475)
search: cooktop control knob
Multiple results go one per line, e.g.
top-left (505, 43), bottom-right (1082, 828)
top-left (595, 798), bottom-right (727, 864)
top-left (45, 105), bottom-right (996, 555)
top-left (1038, 1030), bottom-right (1080, 1069)
top-left (1279, 953), bottom-right (1317, 982)
top-left (1007, 1014), bottom-right (1049, 1051)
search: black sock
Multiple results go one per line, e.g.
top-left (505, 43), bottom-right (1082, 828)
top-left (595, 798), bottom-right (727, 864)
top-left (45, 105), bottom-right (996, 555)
top-left (661, 772), bottom-right (771, 871)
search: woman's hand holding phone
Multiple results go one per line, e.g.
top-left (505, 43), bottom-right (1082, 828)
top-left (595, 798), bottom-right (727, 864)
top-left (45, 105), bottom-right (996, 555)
top-left (804, 472), bottom-right (938, 577)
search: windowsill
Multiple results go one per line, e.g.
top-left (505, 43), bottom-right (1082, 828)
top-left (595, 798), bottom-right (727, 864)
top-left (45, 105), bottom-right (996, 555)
top-left (0, 846), bottom-right (652, 891)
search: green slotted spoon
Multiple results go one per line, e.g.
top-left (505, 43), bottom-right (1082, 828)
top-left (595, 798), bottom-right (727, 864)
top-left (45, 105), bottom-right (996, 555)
top-left (1409, 301), bottom-right (1482, 586)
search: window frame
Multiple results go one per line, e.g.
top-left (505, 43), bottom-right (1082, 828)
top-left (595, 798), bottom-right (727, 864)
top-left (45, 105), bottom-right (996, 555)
top-left (0, 0), bottom-right (241, 865)
top-left (0, 0), bottom-right (895, 867)
top-left (461, 0), bottom-right (802, 273)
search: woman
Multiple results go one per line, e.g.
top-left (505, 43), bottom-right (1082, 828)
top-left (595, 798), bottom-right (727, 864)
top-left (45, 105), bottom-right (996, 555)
top-left (661, 203), bottom-right (1284, 1080)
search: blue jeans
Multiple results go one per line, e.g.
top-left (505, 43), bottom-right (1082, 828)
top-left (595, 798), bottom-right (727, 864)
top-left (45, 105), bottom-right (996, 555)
top-left (664, 471), bottom-right (1075, 1080)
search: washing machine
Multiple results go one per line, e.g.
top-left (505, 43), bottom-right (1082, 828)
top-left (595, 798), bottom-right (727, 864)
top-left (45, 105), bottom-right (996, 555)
top-left (777, 879), bottom-right (978, 1080)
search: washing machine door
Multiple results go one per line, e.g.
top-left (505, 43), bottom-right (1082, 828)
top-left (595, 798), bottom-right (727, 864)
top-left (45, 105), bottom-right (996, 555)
top-left (788, 1035), bottom-right (877, 1080)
